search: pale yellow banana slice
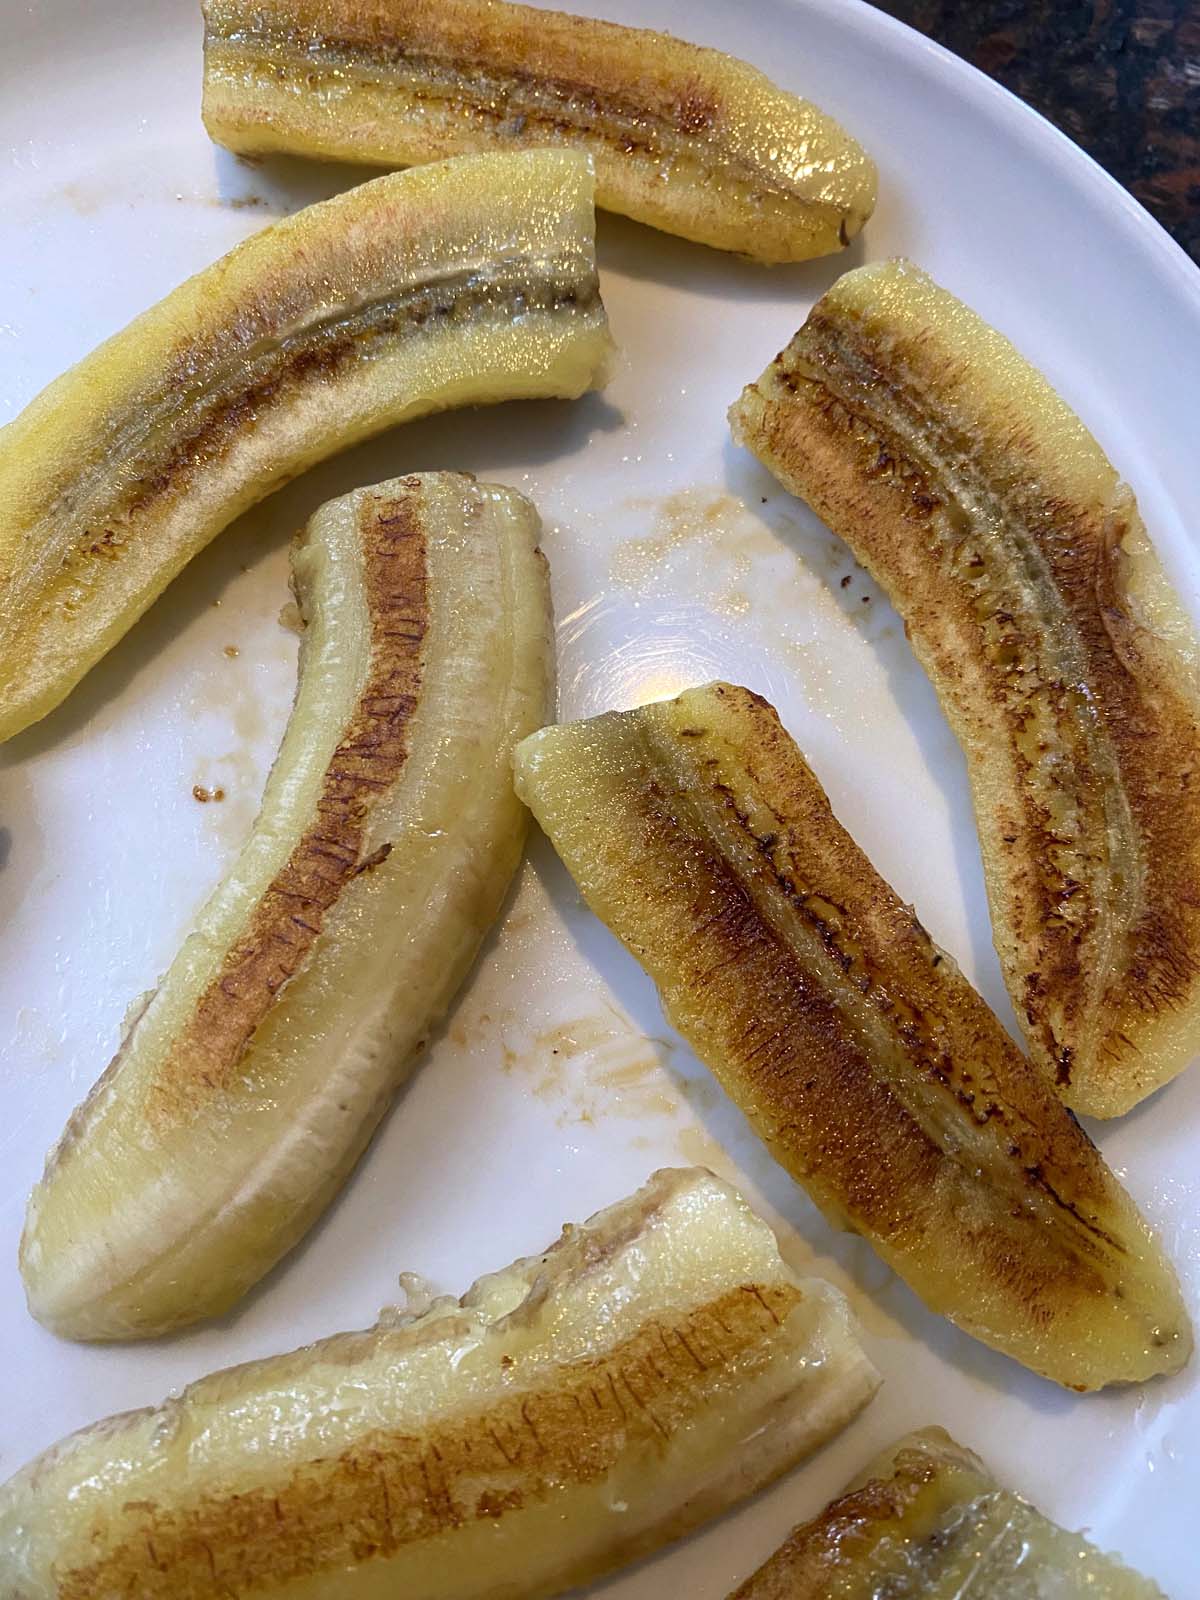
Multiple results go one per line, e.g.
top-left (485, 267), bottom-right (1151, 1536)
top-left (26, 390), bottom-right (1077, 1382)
top-left (21, 472), bottom-right (552, 1340)
top-left (0, 148), bottom-right (611, 742)
top-left (2, 1167), bottom-right (879, 1600)
top-left (514, 683), bottom-right (1191, 1390)
top-left (730, 258), bottom-right (1200, 1118)
top-left (729, 1427), bottom-right (1164, 1597)
top-left (201, 0), bottom-right (877, 263)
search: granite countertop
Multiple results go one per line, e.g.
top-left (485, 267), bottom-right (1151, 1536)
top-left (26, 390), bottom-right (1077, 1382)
top-left (872, 0), bottom-right (1200, 262)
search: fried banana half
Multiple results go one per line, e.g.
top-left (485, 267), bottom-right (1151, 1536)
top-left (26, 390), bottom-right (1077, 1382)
top-left (21, 473), bottom-right (551, 1341)
top-left (201, 0), bottom-right (877, 263)
top-left (729, 1426), bottom-right (1164, 1598)
top-left (730, 258), bottom-right (1200, 1118)
top-left (0, 148), bottom-right (611, 742)
top-left (514, 683), bottom-right (1191, 1390)
top-left (2, 1168), bottom-right (879, 1600)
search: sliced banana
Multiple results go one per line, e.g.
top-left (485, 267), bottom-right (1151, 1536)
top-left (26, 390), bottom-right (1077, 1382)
top-left (514, 682), bottom-right (1191, 1390)
top-left (21, 472), bottom-right (552, 1340)
top-left (0, 148), bottom-right (611, 741)
top-left (201, 0), bottom-right (877, 263)
top-left (3, 1168), bottom-right (879, 1600)
top-left (730, 1427), bottom-right (1165, 1597)
top-left (730, 258), bottom-right (1200, 1118)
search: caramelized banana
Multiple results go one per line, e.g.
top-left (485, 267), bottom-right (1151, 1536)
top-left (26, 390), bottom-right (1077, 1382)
top-left (514, 683), bottom-right (1191, 1390)
top-left (2, 1169), bottom-right (879, 1600)
top-left (730, 1427), bottom-right (1164, 1598)
top-left (0, 149), bottom-right (610, 741)
top-left (730, 259), bottom-right (1200, 1117)
top-left (201, 0), bottom-right (876, 263)
top-left (21, 473), bottom-right (551, 1340)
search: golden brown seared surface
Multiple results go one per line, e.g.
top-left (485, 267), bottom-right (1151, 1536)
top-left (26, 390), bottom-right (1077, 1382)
top-left (728, 1435), bottom-right (977, 1600)
top-left (0, 149), bottom-right (610, 742)
top-left (514, 683), bottom-right (1191, 1389)
top-left (131, 266), bottom-right (589, 523)
top-left (61, 1280), bottom-right (803, 1600)
top-left (730, 258), bottom-right (1200, 1117)
top-left (728, 1427), bottom-right (1165, 1598)
top-left (18, 469), bottom-right (556, 1340)
top-left (23, 261), bottom-right (590, 639)
top-left (61, 1281), bottom-right (800, 1600)
top-left (6, 1169), bottom-right (876, 1597)
top-left (154, 492), bottom-right (427, 1121)
top-left (212, 0), bottom-right (735, 141)
top-left (202, 0), bottom-right (876, 261)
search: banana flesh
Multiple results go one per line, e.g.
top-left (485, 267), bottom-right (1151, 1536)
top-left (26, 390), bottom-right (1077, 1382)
top-left (514, 682), bottom-right (1191, 1390)
top-left (730, 258), bottom-right (1200, 1118)
top-left (21, 472), bottom-right (552, 1340)
top-left (0, 148), bottom-right (611, 742)
top-left (201, 0), bottom-right (876, 263)
top-left (729, 1427), bottom-right (1164, 1598)
top-left (1, 1168), bottom-right (879, 1600)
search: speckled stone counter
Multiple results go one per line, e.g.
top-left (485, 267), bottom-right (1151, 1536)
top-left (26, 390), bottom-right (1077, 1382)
top-left (871, 0), bottom-right (1200, 262)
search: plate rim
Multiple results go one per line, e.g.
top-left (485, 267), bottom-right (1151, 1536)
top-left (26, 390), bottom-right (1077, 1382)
top-left (811, 0), bottom-right (1199, 303)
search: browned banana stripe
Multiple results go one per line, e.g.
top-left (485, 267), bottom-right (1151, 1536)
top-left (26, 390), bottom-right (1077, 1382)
top-left (727, 1431), bottom-right (989, 1600)
top-left (210, 11), bottom-right (791, 194)
top-left (728, 1427), bottom-right (1165, 1598)
top-left (731, 260), bottom-right (1200, 1117)
top-left (60, 1281), bottom-right (799, 1600)
top-left (0, 152), bottom-right (609, 744)
top-left (48, 484), bottom-right (430, 1153)
top-left (6, 1168), bottom-right (876, 1594)
top-left (216, 13), bottom-right (726, 149)
top-left (514, 684), bottom-right (1191, 1389)
top-left (162, 493), bottom-right (424, 1121)
top-left (202, 0), bottom-right (876, 260)
top-left (20, 258), bottom-right (590, 620)
top-left (21, 469), bottom-right (554, 1341)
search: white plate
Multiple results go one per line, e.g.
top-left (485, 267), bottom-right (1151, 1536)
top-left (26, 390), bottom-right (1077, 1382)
top-left (2, 0), bottom-right (1198, 1590)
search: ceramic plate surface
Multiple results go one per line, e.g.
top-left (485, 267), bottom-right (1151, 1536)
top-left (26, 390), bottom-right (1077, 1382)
top-left (2, 0), bottom-right (1199, 1590)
